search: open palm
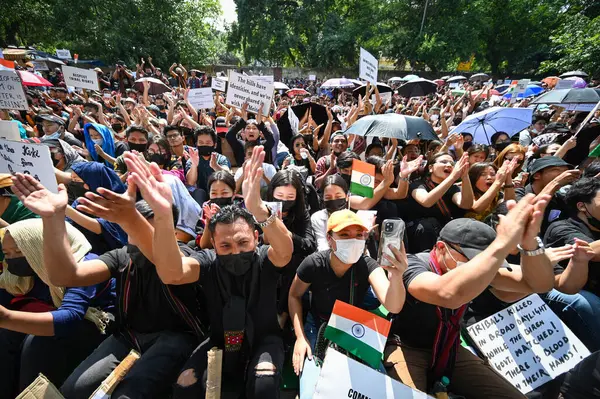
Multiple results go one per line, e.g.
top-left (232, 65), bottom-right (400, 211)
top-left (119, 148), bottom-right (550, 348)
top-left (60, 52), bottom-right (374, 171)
top-left (11, 173), bottom-right (67, 218)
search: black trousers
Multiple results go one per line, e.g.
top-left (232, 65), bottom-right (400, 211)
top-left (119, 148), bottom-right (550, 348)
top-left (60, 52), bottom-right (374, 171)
top-left (0, 320), bottom-right (106, 399)
top-left (172, 335), bottom-right (284, 399)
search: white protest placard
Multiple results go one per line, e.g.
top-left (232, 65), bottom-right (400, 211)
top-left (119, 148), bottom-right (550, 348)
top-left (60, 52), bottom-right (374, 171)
top-left (0, 70), bottom-right (28, 111)
top-left (359, 48), bottom-right (378, 85)
top-left (309, 74), bottom-right (316, 81)
top-left (0, 139), bottom-right (58, 193)
top-left (449, 82), bottom-right (459, 89)
top-left (510, 79), bottom-right (530, 104)
top-left (226, 71), bottom-right (274, 113)
top-left (371, 91), bottom-right (392, 105)
top-left (314, 349), bottom-right (432, 399)
top-left (556, 79), bottom-right (576, 90)
top-left (188, 87), bottom-right (214, 110)
top-left (0, 120), bottom-right (21, 141)
top-left (211, 78), bottom-right (227, 92)
top-left (467, 294), bottom-right (590, 394)
top-left (252, 75), bottom-right (274, 84)
top-left (55, 49), bottom-right (72, 59)
top-left (62, 66), bottom-right (99, 91)
top-left (566, 103), bottom-right (596, 112)
top-left (31, 60), bottom-right (49, 71)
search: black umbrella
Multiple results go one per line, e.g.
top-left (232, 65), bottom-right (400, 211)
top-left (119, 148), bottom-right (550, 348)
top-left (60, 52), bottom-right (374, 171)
top-left (396, 78), bottom-right (438, 98)
top-left (531, 88), bottom-right (600, 105)
top-left (345, 113), bottom-right (437, 141)
top-left (134, 77), bottom-right (171, 95)
top-left (352, 83), bottom-right (393, 98)
top-left (470, 73), bottom-right (490, 82)
top-left (559, 71), bottom-right (589, 79)
top-left (447, 76), bottom-right (468, 83)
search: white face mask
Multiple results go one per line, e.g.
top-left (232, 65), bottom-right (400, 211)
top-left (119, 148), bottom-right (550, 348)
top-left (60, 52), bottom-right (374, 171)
top-left (333, 239), bottom-right (365, 264)
top-left (430, 114), bottom-right (439, 122)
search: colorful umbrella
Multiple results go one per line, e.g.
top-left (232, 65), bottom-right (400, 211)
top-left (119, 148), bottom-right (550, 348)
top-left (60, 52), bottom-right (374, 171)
top-left (402, 74), bottom-right (420, 82)
top-left (433, 79), bottom-right (445, 86)
top-left (17, 70), bottom-right (53, 87)
top-left (472, 88), bottom-right (501, 99)
top-left (321, 78), bottom-right (355, 89)
top-left (502, 85), bottom-right (544, 100)
top-left (452, 107), bottom-right (534, 144)
top-left (564, 77), bottom-right (587, 88)
top-left (542, 76), bottom-right (560, 88)
top-left (286, 88), bottom-right (310, 97)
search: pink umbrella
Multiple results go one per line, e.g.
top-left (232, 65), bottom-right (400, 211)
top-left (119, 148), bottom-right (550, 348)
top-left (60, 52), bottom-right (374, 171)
top-left (433, 79), bottom-right (445, 86)
top-left (286, 88), bottom-right (310, 97)
top-left (565, 77), bottom-right (587, 89)
top-left (17, 70), bottom-right (53, 86)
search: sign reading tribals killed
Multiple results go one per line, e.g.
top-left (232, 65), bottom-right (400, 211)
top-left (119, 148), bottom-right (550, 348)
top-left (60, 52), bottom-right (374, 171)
top-left (226, 71), bottom-right (274, 114)
top-left (0, 70), bottom-right (28, 111)
top-left (314, 349), bottom-right (432, 399)
top-left (62, 66), bottom-right (99, 91)
top-left (467, 294), bottom-right (590, 394)
top-left (359, 48), bottom-right (378, 85)
top-left (0, 139), bottom-right (58, 193)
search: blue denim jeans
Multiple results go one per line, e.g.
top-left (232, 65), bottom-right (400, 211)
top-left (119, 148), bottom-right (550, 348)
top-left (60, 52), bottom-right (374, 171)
top-left (539, 289), bottom-right (600, 352)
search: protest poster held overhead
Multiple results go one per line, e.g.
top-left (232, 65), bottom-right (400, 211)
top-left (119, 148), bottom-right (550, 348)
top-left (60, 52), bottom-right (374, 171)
top-left (0, 139), bottom-right (58, 193)
top-left (187, 87), bottom-right (214, 110)
top-left (359, 48), bottom-right (378, 85)
top-left (55, 49), bottom-right (72, 59)
top-left (0, 70), bottom-right (28, 111)
top-left (226, 71), bottom-right (274, 113)
top-left (467, 294), bottom-right (590, 394)
top-left (211, 78), bottom-right (226, 92)
top-left (62, 66), bottom-right (99, 91)
top-left (0, 120), bottom-right (21, 141)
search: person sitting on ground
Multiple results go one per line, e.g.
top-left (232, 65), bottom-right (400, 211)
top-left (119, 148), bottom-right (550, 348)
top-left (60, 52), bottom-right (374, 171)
top-left (226, 103), bottom-right (275, 165)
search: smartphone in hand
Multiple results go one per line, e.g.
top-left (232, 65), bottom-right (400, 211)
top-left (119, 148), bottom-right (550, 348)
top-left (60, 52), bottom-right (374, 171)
top-left (377, 219), bottom-right (405, 267)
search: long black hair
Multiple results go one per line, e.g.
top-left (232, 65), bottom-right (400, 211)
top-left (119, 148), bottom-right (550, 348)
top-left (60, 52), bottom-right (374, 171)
top-left (266, 169), bottom-right (306, 228)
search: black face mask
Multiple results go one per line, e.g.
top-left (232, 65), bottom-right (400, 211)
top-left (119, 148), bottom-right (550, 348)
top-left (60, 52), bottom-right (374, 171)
top-left (584, 206), bottom-right (600, 230)
top-left (340, 173), bottom-right (351, 186)
top-left (126, 244), bottom-right (147, 266)
top-left (68, 181), bottom-right (88, 200)
top-left (157, 105), bottom-right (166, 110)
top-left (211, 197), bottom-right (233, 207)
top-left (6, 257), bottom-right (36, 277)
top-left (148, 153), bottom-right (169, 166)
top-left (218, 251), bottom-right (255, 276)
top-left (111, 123), bottom-right (123, 132)
top-left (281, 200), bottom-right (295, 212)
top-left (128, 142), bottom-right (148, 153)
top-left (494, 140), bottom-right (511, 152)
top-left (324, 198), bottom-right (347, 213)
top-left (197, 145), bottom-right (213, 157)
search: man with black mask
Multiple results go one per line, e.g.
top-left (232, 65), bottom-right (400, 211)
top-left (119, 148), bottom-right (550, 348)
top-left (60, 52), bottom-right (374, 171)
top-left (185, 126), bottom-right (231, 205)
top-left (126, 146), bottom-right (292, 399)
top-left (314, 131), bottom-right (350, 190)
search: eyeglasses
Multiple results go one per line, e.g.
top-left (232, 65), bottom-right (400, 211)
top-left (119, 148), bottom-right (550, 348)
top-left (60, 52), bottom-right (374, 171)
top-left (166, 134), bottom-right (181, 140)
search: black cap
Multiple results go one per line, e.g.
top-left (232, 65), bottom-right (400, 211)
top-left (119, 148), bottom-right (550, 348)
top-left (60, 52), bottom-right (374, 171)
top-left (439, 218), bottom-right (506, 264)
top-left (36, 114), bottom-right (65, 126)
top-left (527, 156), bottom-right (572, 175)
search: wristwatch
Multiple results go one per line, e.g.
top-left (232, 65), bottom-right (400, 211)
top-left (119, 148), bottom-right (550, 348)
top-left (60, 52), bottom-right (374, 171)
top-left (517, 236), bottom-right (545, 256)
top-left (256, 204), bottom-right (276, 228)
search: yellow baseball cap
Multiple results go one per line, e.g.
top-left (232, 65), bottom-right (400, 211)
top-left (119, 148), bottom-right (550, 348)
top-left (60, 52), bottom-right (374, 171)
top-left (327, 210), bottom-right (368, 233)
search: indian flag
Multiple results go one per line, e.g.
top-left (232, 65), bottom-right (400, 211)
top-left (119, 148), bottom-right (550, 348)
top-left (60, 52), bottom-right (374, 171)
top-left (350, 159), bottom-right (375, 198)
top-left (589, 143), bottom-right (600, 158)
top-left (324, 300), bottom-right (391, 368)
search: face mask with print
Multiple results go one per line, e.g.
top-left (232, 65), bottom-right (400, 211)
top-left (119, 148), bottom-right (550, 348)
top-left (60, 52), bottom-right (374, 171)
top-left (333, 238), bottom-right (365, 264)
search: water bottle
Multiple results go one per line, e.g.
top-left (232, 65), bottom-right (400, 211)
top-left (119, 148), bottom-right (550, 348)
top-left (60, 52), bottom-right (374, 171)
top-left (431, 376), bottom-right (450, 399)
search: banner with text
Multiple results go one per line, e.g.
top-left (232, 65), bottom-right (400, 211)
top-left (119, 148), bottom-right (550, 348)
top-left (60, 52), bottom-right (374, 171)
top-left (0, 120), bottom-right (21, 141)
top-left (188, 88), bottom-right (214, 110)
top-left (0, 70), bottom-right (28, 110)
top-left (510, 79), bottom-right (530, 104)
top-left (314, 349), bottom-right (432, 399)
top-left (55, 49), bottom-right (72, 59)
top-left (0, 139), bottom-right (58, 192)
top-left (467, 294), bottom-right (590, 394)
top-left (62, 66), bottom-right (99, 91)
top-left (211, 78), bottom-right (227, 92)
top-left (359, 48), bottom-right (378, 85)
top-left (226, 71), bottom-right (274, 113)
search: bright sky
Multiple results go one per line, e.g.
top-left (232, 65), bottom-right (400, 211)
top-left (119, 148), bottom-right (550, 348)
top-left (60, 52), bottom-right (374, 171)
top-left (217, 0), bottom-right (237, 30)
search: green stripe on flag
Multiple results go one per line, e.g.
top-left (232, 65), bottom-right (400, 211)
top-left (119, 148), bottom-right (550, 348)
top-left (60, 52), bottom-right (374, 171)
top-left (324, 325), bottom-right (382, 368)
top-left (350, 181), bottom-right (374, 198)
top-left (590, 143), bottom-right (600, 158)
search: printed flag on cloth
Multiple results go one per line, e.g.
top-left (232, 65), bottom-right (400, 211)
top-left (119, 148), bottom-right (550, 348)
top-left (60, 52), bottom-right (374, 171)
top-left (350, 159), bottom-right (375, 198)
top-left (324, 300), bottom-right (391, 368)
top-left (589, 143), bottom-right (600, 158)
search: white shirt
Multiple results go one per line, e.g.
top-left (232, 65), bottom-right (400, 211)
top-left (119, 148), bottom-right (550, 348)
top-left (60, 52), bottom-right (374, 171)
top-left (311, 209), bottom-right (330, 251)
top-left (234, 162), bottom-right (277, 189)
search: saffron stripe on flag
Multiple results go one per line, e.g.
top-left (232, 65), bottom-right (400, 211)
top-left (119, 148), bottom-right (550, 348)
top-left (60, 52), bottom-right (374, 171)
top-left (327, 313), bottom-right (388, 352)
top-left (332, 300), bottom-right (391, 337)
top-left (351, 159), bottom-right (375, 175)
top-left (325, 325), bottom-right (384, 368)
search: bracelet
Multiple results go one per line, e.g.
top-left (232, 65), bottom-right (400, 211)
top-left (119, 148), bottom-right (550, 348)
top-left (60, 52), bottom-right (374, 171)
top-left (398, 176), bottom-right (410, 182)
top-left (504, 184), bottom-right (515, 188)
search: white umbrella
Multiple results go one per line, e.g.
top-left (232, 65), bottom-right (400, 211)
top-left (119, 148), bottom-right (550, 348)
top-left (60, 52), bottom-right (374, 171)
top-left (274, 82), bottom-right (290, 90)
top-left (388, 77), bottom-right (404, 82)
top-left (453, 107), bottom-right (534, 144)
top-left (447, 76), bottom-right (468, 83)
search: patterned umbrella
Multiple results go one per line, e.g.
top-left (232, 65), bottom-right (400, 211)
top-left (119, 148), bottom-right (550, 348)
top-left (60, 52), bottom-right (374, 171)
top-left (321, 78), bottom-right (355, 89)
top-left (18, 70), bottom-right (53, 86)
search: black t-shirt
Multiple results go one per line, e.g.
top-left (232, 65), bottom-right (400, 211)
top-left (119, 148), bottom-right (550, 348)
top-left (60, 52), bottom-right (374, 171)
top-left (297, 250), bottom-right (379, 321)
top-left (99, 243), bottom-right (204, 334)
top-left (390, 252), bottom-right (440, 349)
top-left (114, 141), bottom-right (128, 158)
top-left (515, 184), bottom-right (568, 235)
top-left (189, 246), bottom-right (282, 347)
top-left (397, 178), bottom-right (463, 223)
top-left (544, 217), bottom-right (600, 295)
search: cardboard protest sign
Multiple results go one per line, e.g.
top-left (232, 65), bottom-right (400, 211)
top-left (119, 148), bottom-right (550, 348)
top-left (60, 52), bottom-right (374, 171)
top-left (62, 66), bottom-right (99, 91)
top-left (188, 88), bottom-right (214, 110)
top-left (0, 120), bottom-right (21, 141)
top-left (309, 74), bottom-right (316, 81)
top-left (226, 71), bottom-right (274, 113)
top-left (0, 70), bottom-right (28, 110)
top-left (211, 78), bottom-right (227, 92)
top-left (251, 75), bottom-right (274, 85)
top-left (0, 139), bottom-right (58, 193)
top-left (467, 294), bottom-right (590, 394)
top-left (510, 79), bottom-right (530, 104)
top-left (55, 49), bottom-right (72, 59)
top-left (314, 349), bottom-right (432, 399)
top-left (31, 60), bottom-right (49, 71)
top-left (370, 92), bottom-right (392, 105)
top-left (359, 48), bottom-right (378, 85)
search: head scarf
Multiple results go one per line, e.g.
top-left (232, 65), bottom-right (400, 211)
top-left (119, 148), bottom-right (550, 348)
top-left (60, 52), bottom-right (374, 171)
top-left (0, 174), bottom-right (12, 197)
top-left (42, 138), bottom-right (86, 171)
top-left (83, 123), bottom-right (116, 166)
top-left (0, 219), bottom-right (111, 333)
top-left (163, 174), bottom-right (201, 237)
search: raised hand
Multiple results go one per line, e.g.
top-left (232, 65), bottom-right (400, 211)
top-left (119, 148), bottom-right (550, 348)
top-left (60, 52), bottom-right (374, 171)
top-left (520, 194), bottom-right (550, 250)
top-left (186, 147), bottom-right (199, 167)
top-left (11, 173), bottom-right (68, 218)
top-left (124, 152), bottom-right (173, 214)
top-left (450, 153), bottom-right (469, 181)
top-left (496, 194), bottom-right (536, 251)
top-left (209, 152), bottom-right (219, 170)
top-left (382, 160), bottom-right (394, 186)
top-left (256, 103), bottom-right (264, 124)
top-left (76, 182), bottom-right (137, 225)
top-left (242, 145), bottom-right (266, 217)
top-left (241, 102), bottom-right (249, 121)
top-left (401, 155), bottom-right (423, 178)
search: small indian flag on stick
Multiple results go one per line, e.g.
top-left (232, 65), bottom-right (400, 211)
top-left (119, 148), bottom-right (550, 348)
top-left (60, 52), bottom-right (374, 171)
top-left (350, 159), bottom-right (375, 198)
top-left (589, 143), bottom-right (600, 158)
top-left (324, 300), bottom-right (391, 368)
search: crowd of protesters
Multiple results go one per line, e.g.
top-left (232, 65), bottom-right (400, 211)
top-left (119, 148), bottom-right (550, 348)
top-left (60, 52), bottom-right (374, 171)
top-left (0, 58), bottom-right (599, 399)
